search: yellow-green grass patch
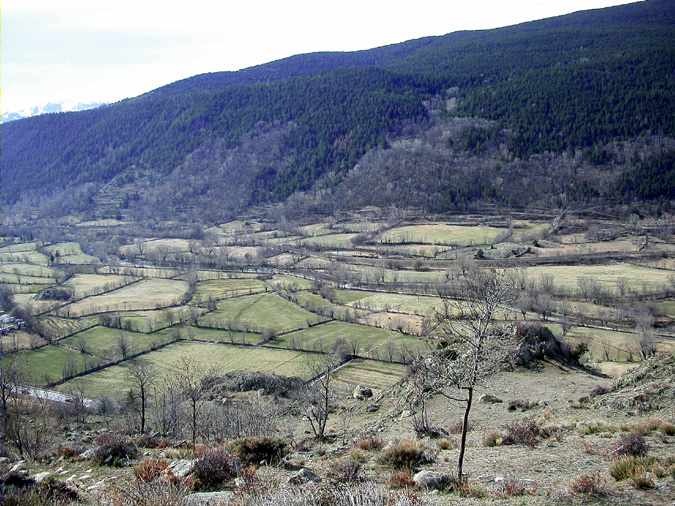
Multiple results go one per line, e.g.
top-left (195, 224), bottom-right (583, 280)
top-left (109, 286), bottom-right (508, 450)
top-left (565, 326), bottom-right (674, 361)
top-left (4, 346), bottom-right (92, 385)
top-left (0, 273), bottom-right (55, 285)
top-left (198, 293), bottom-right (324, 333)
top-left (378, 224), bottom-right (502, 246)
top-left (300, 233), bottom-right (357, 249)
top-left (58, 342), bottom-right (312, 399)
top-left (0, 263), bottom-right (60, 278)
top-left (57, 278), bottom-right (189, 317)
top-left (0, 242), bottom-right (40, 253)
top-left (0, 251), bottom-right (50, 266)
top-left (60, 326), bottom-right (176, 360)
top-left (268, 274), bottom-right (314, 291)
top-left (522, 263), bottom-right (670, 295)
top-left (54, 253), bottom-right (101, 265)
top-left (43, 242), bottom-right (84, 256)
top-left (11, 294), bottom-right (61, 314)
top-left (36, 316), bottom-right (99, 340)
top-left (191, 279), bottom-right (267, 304)
top-left (333, 359), bottom-right (407, 390)
top-left (111, 306), bottom-right (204, 333)
top-left (63, 274), bottom-right (136, 299)
top-left (98, 265), bottom-right (180, 279)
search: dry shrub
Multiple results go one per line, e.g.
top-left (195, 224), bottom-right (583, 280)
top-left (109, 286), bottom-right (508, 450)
top-left (631, 473), bottom-right (655, 490)
top-left (495, 479), bottom-right (538, 497)
top-left (457, 481), bottom-right (486, 498)
top-left (193, 448), bottom-right (241, 491)
top-left (232, 436), bottom-right (287, 466)
top-left (580, 421), bottom-right (617, 435)
top-left (134, 458), bottom-right (169, 483)
top-left (437, 438), bottom-right (456, 450)
top-left (387, 470), bottom-right (415, 489)
top-left (56, 447), bottom-right (78, 460)
top-left (2, 478), bottom-right (79, 506)
top-left (590, 385), bottom-right (610, 397)
top-left (93, 433), bottom-right (137, 466)
top-left (612, 432), bottom-right (648, 457)
top-left (631, 417), bottom-right (673, 435)
top-left (502, 418), bottom-right (543, 447)
top-left (350, 449), bottom-right (368, 463)
top-left (110, 480), bottom-right (189, 506)
top-left (568, 473), bottom-right (611, 497)
top-left (482, 430), bottom-right (502, 447)
top-left (356, 437), bottom-right (384, 451)
top-left (507, 399), bottom-right (538, 412)
top-left (328, 457), bottom-right (362, 482)
top-left (134, 434), bottom-right (170, 449)
top-left (378, 440), bottom-right (434, 470)
top-left (447, 421), bottom-right (470, 435)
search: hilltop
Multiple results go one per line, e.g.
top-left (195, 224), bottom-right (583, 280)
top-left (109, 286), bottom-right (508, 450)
top-left (2, 0), bottom-right (674, 222)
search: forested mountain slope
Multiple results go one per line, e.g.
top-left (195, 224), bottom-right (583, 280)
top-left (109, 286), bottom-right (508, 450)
top-left (2, 0), bottom-right (674, 220)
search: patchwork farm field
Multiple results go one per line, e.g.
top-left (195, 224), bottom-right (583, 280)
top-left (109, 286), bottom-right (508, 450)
top-left (1, 209), bottom-right (673, 398)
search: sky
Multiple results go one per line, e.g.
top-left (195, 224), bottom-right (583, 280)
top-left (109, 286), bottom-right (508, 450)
top-left (1, 0), bottom-right (639, 113)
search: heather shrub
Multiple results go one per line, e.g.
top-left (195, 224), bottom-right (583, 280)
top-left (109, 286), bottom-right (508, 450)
top-left (328, 457), bottom-right (362, 482)
top-left (356, 437), bottom-right (384, 451)
top-left (612, 433), bottom-right (648, 457)
top-left (568, 473), bottom-right (611, 497)
top-left (232, 436), bottom-right (288, 466)
top-left (93, 433), bottom-right (137, 466)
top-left (378, 440), bottom-right (434, 470)
top-left (437, 438), bottom-right (456, 450)
top-left (502, 418), bottom-right (542, 447)
top-left (193, 448), bottom-right (241, 491)
top-left (134, 458), bottom-right (169, 483)
top-left (387, 470), bottom-right (416, 489)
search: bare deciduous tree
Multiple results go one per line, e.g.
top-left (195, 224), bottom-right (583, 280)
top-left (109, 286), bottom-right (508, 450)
top-left (302, 354), bottom-right (341, 441)
top-left (408, 268), bottom-right (516, 482)
top-left (173, 357), bottom-right (207, 450)
top-left (127, 360), bottom-right (156, 434)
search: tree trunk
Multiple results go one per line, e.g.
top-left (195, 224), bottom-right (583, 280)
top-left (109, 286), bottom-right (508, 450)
top-left (457, 387), bottom-right (473, 482)
top-left (140, 387), bottom-right (146, 434)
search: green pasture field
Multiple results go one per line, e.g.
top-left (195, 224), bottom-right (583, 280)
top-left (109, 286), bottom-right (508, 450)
top-left (345, 291), bottom-right (443, 317)
top-left (98, 265), bottom-right (180, 279)
top-left (11, 294), bottom-right (61, 315)
top-left (191, 278), bottom-right (267, 304)
top-left (653, 299), bottom-right (675, 318)
top-left (54, 253), bottom-right (101, 265)
top-left (57, 278), bottom-right (189, 317)
top-left (75, 219), bottom-right (127, 227)
top-left (295, 256), bottom-right (332, 269)
top-left (60, 326), bottom-right (176, 360)
top-left (57, 342), bottom-right (312, 399)
top-left (378, 224), bottom-right (502, 246)
top-left (0, 242), bottom-right (40, 253)
top-left (111, 305), bottom-right (204, 333)
top-left (333, 359), bottom-right (407, 390)
top-left (0, 273), bottom-right (55, 285)
top-left (522, 263), bottom-right (670, 295)
top-left (63, 274), bottom-right (136, 299)
top-left (169, 325), bottom-right (262, 345)
top-left (37, 316), bottom-right (100, 339)
top-left (347, 265), bottom-right (447, 284)
top-left (267, 274), bottom-right (314, 291)
top-left (0, 331), bottom-right (46, 352)
top-left (273, 320), bottom-right (423, 355)
top-left (298, 223), bottom-right (335, 237)
top-left (198, 293), bottom-right (324, 333)
top-left (0, 263), bottom-right (60, 278)
top-left (300, 233), bottom-right (358, 249)
top-left (43, 242), bottom-right (84, 256)
top-left (0, 251), bottom-right (50, 265)
top-left (3, 345), bottom-right (91, 385)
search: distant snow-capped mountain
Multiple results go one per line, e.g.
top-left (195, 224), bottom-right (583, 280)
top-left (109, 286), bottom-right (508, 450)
top-left (1, 101), bottom-right (104, 123)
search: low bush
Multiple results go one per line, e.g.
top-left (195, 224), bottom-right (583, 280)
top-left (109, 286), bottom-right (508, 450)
top-left (590, 385), bottom-right (610, 397)
top-left (3, 478), bottom-right (80, 506)
top-left (134, 458), bottom-right (169, 483)
top-left (355, 437), bottom-right (384, 451)
top-left (387, 470), bottom-right (415, 489)
top-left (631, 473), bottom-right (655, 490)
top-left (482, 431), bottom-right (502, 447)
top-left (232, 436), bottom-right (288, 466)
top-left (502, 419), bottom-right (543, 447)
top-left (631, 417), bottom-right (674, 435)
top-left (193, 448), bottom-right (241, 491)
top-left (437, 438), bottom-right (456, 450)
top-left (457, 481), bottom-right (486, 498)
top-left (328, 458), bottom-right (361, 482)
top-left (507, 399), bottom-right (538, 412)
top-left (568, 473), bottom-right (611, 497)
top-left (612, 433), bottom-right (648, 457)
top-left (378, 440), bottom-right (434, 470)
top-left (609, 456), bottom-right (658, 481)
top-left (92, 433), bottom-right (137, 466)
top-left (495, 479), bottom-right (538, 497)
top-left (134, 434), bottom-right (170, 449)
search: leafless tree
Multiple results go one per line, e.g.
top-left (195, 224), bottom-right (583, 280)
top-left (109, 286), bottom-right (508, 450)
top-left (302, 353), bottom-right (341, 441)
top-left (127, 361), bottom-right (156, 433)
top-left (173, 357), bottom-right (207, 450)
top-left (407, 268), bottom-right (516, 482)
top-left (0, 357), bottom-right (20, 452)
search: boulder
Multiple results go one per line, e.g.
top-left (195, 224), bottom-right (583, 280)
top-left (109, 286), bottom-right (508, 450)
top-left (184, 491), bottom-right (234, 505)
top-left (352, 385), bottom-right (373, 400)
top-left (413, 470), bottom-right (451, 490)
top-left (78, 448), bottom-right (96, 460)
top-left (167, 459), bottom-right (196, 478)
top-left (479, 394), bottom-right (503, 404)
top-left (288, 467), bottom-right (321, 485)
top-left (366, 404), bottom-right (380, 413)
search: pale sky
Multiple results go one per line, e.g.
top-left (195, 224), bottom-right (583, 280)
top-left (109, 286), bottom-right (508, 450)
top-left (1, 0), bottom-right (638, 113)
